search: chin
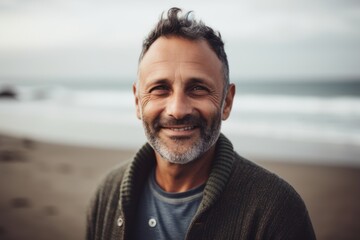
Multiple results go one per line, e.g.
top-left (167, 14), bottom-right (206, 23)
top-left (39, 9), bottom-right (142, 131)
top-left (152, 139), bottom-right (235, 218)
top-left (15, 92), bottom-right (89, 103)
top-left (156, 140), bottom-right (206, 165)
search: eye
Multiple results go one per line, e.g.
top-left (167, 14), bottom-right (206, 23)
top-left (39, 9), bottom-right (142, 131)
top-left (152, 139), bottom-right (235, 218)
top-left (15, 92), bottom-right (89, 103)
top-left (149, 85), bottom-right (170, 95)
top-left (190, 85), bottom-right (209, 95)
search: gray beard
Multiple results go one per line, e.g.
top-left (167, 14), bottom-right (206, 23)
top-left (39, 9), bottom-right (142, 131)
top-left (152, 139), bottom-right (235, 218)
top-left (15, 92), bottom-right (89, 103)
top-left (142, 114), bottom-right (221, 164)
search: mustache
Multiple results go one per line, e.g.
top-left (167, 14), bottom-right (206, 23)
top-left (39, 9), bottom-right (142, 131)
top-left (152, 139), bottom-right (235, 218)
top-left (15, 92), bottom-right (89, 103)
top-left (153, 115), bottom-right (204, 130)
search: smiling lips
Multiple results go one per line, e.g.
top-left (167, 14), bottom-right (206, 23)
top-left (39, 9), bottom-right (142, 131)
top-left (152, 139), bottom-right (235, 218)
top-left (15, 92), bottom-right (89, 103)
top-left (166, 126), bottom-right (196, 131)
top-left (162, 125), bottom-right (198, 135)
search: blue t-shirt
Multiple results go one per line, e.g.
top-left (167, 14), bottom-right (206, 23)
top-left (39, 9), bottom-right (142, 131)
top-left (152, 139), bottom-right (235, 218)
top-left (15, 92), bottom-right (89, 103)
top-left (134, 169), bottom-right (205, 240)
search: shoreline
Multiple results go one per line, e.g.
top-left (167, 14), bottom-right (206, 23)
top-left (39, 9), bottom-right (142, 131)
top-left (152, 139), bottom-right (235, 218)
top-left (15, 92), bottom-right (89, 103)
top-left (0, 133), bottom-right (359, 239)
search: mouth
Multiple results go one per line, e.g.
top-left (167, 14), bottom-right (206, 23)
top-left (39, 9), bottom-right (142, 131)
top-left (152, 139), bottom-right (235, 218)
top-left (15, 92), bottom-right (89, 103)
top-left (161, 125), bottom-right (198, 137)
top-left (165, 126), bottom-right (196, 131)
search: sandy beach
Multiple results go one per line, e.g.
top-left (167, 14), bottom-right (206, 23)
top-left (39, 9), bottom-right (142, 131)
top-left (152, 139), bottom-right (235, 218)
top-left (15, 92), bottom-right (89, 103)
top-left (0, 133), bottom-right (359, 240)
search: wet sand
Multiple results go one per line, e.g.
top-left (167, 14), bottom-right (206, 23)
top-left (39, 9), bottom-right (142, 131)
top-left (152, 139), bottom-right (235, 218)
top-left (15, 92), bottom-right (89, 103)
top-left (0, 134), bottom-right (359, 240)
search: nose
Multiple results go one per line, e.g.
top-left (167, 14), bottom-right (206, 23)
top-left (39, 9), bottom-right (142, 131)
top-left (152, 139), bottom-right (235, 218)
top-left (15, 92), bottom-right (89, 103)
top-left (166, 91), bottom-right (193, 119)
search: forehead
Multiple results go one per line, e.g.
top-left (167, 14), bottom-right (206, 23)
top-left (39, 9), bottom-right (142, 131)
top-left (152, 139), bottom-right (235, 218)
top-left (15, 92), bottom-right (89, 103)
top-left (138, 36), bottom-right (223, 82)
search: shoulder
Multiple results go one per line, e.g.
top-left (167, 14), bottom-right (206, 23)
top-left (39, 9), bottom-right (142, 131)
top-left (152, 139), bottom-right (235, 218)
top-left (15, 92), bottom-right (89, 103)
top-left (95, 160), bottom-right (131, 197)
top-left (228, 153), bottom-right (315, 238)
top-left (231, 152), bottom-right (299, 198)
top-left (88, 159), bottom-right (132, 215)
top-left (228, 152), bottom-right (309, 217)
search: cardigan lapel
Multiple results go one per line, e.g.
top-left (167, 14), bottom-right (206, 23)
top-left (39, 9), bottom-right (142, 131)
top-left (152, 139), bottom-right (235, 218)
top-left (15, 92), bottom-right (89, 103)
top-left (196, 134), bottom-right (235, 214)
top-left (119, 143), bottom-right (155, 210)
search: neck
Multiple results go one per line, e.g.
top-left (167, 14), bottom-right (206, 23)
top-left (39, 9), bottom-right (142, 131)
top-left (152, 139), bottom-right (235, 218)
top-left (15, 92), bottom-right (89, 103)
top-left (154, 145), bottom-right (215, 193)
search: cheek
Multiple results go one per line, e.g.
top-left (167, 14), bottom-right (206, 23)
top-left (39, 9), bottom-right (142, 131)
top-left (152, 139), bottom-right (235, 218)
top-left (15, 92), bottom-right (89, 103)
top-left (194, 100), bottom-right (222, 120)
top-left (139, 97), bottom-right (165, 119)
top-left (201, 92), bottom-right (224, 114)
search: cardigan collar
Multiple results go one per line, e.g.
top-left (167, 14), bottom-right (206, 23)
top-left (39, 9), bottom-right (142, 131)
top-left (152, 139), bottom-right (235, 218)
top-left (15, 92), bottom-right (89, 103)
top-left (119, 133), bottom-right (235, 214)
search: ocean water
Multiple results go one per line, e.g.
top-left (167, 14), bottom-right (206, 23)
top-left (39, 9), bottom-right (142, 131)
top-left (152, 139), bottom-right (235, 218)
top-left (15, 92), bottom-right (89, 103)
top-left (0, 79), bottom-right (359, 166)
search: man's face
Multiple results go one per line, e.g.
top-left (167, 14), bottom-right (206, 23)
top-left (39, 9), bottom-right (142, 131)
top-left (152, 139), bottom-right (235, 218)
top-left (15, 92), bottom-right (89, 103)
top-left (134, 36), bottom-right (234, 164)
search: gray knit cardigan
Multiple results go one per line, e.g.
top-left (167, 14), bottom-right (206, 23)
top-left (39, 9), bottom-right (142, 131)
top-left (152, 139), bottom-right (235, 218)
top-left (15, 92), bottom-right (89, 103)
top-left (87, 134), bottom-right (316, 240)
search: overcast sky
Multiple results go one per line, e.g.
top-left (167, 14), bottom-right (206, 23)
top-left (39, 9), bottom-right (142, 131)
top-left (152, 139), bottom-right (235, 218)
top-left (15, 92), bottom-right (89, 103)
top-left (0, 0), bottom-right (360, 82)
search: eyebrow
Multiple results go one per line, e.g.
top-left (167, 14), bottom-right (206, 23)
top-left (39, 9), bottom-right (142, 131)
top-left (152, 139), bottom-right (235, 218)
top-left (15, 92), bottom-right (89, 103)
top-left (147, 79), bottom-right (169, 85)
top-left (188, 78), bottom-right (207, 85)
top-left (145, 77), bottom-right (210, 87)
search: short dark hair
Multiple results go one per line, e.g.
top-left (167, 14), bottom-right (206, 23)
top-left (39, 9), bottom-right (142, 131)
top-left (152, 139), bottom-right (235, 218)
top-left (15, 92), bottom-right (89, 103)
top-left (139, 7), bottom-right (229, 88)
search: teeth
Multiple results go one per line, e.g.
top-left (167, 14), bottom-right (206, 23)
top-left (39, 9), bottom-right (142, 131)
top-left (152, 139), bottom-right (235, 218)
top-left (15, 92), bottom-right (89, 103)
top-left (170, 126), bottom-right (195, 131)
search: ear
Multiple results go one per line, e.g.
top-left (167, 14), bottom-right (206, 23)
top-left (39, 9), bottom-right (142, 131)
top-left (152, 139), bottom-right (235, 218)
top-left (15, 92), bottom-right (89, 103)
top-left (222, 83), bottom-right (235, 120)
top-left (133, 83), bottom-right (141, 120)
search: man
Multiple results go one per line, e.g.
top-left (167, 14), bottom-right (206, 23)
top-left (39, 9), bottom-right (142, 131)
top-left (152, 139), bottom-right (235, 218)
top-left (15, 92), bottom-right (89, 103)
top-left (87, 7), bottom-right (316, 240)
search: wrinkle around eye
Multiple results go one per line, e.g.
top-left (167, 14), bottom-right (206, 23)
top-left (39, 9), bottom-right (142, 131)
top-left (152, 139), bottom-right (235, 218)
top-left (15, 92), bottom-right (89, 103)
top-left (139, 91), bottom-right (165, 108)
top-left (207, 91), bottom-right (223, 106)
